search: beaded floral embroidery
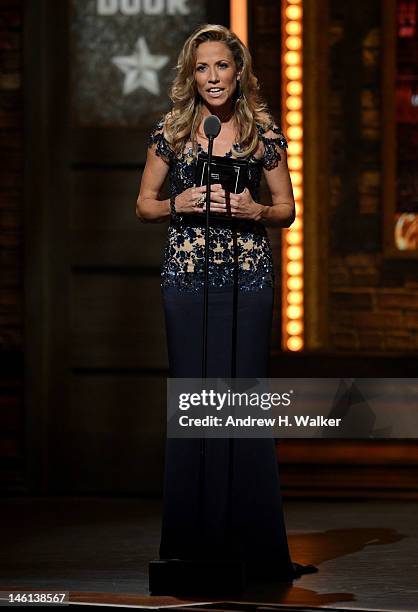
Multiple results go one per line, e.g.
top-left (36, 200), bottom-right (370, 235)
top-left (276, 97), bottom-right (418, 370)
top-left (147, 120), bottom-right (288, 292)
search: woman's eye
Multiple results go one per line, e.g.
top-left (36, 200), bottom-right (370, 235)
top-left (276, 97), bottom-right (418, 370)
top-left (218, 63), bottom-right (228, 69)
top-left (196, 65), bottom-right (206, 72)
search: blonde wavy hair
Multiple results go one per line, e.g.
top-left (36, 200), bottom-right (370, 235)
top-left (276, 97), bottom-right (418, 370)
top-left (163, 24), bottom-right (274, 159)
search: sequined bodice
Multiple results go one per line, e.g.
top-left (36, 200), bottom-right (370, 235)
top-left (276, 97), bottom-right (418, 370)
top-left (148, 120), bottom-right (288, 292)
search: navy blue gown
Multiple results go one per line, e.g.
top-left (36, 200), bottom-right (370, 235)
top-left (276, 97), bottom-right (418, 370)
top-left (148, 120), bottom-right (294, 580)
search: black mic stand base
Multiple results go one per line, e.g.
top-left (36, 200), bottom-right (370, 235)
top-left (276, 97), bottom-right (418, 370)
top-left (148, 558), bottom-right (246, 596)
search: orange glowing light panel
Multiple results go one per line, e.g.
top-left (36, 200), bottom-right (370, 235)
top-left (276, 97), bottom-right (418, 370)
top-left (230, 0), bottom-right (248, 46)
top-left (281, 0), bottom-right (304, 351)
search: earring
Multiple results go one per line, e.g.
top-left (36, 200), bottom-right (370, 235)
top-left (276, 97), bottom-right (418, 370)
top-left (235, 79), bottom-right (242, 103)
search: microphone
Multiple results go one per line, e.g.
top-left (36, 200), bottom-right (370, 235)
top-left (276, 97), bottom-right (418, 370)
top-left (204, 114), bottom-right (221, 140)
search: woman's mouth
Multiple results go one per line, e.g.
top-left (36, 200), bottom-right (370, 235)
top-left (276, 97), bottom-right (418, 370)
top-left (206, 88), bottom-right (225, 98)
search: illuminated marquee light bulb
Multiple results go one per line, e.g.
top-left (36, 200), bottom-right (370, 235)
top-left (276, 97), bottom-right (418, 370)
top-left (287, 125), bottom-right (303, 140)
top-left (287, 276), bottom-right (303, 290)
top-left (286, 305), bottom-right (303, 319)
top-left (287, 336), bottom-right (303, 351)
top-left (292, 186), bottom-right (303, 200)
top-left (288, 156), bottom-right (303, 170)
top-left (286, 231), bottom-right (302, 245)
top-left (286, 96), bottom-right (302, 110)
top-left (289, 171), bottom-right (302, 185)
top-left (287, 320), bottom-right (303, 335)
top-left (287, 80), bottom-right (302, 95)
top-left (286, 36), bottom-right (302, 50)
top-left (285, 65), bottom-right (302, 80)
top-left (291, 216), bottom-right (303, 230)
top-left (284, 51), bottom-right (301, 66)
top-left (288, 141), bottom-right (302, 155)
top-left (286, 110), bottom-right (302, 125)
top-left (286, 5), bottom-right (302, 19)
top-left (287, 260), bottom-right (303, 276)
top-left (287, 291), bottom-right (303, 305)
top-left (286, 21), bottom-right (302, 36)
top-left (287, 245), bottom-right (303, 261)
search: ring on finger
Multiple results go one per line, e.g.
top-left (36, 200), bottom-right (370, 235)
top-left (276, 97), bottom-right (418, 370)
top-left (194, 195), bottom-right (205, 208)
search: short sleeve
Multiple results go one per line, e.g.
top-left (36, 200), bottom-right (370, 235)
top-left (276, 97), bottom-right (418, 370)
top-left (258, 124), bottom-right (288, 170)
top-left (147, 119), bottom-right (175, 165)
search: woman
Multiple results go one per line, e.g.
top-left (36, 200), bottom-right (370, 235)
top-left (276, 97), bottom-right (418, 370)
top-left (137, 24), bottom-right (316, 582)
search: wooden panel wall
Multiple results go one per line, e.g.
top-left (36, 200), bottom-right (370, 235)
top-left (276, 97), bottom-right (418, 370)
top-left (27, 0), bottom-right (172, 494)
top-left (0, 0), bottom-right (24, 491)
top-left (23, 0), bottom-right (229, 495)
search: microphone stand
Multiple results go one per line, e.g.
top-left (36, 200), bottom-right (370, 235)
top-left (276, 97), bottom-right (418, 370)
top-left (196, 132), bottom-right (214, 572)
top-left (195, 125), bottom-right (245, 593)
top-left (202, 133), bottom-right (214, 379)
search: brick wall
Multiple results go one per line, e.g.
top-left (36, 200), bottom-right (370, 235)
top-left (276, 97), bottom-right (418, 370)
top-left (0, 0), bottom-right (24, 489)
top-left (328, 0), bottom-right (418, 354)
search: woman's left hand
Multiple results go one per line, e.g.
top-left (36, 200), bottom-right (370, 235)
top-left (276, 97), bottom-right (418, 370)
top-left (229, 188), bottom-right (263, 220)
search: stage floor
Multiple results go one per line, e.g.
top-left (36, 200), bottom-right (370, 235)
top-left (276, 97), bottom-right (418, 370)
top-left (0, 497), bottom-right (417, 610)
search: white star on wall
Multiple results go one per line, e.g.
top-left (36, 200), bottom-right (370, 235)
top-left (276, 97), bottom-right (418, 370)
top-left (111, 37), bottom-right (169, 96)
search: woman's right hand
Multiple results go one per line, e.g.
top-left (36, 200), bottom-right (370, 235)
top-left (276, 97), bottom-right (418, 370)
top-left (174, 184), bottom-right (228, 215)
top-left (174, 185), bottom-right (207, 214)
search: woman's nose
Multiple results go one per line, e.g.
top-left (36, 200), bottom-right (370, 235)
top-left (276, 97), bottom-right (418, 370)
top-left (208, 68), bottom-right (220, 83)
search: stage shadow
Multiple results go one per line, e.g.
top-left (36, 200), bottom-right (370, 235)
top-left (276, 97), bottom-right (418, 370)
top-left (176, 527), bottom-right (406, 608)
top-left (288, 526), bottom-right (406, 566)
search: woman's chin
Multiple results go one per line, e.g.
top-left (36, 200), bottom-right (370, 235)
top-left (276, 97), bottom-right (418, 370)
top-left (203, 96), bottom-right (233, 111)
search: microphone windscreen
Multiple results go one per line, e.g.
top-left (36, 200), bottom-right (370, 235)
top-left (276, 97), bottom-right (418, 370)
top-left (204, 115), bottom-right (221, 139)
